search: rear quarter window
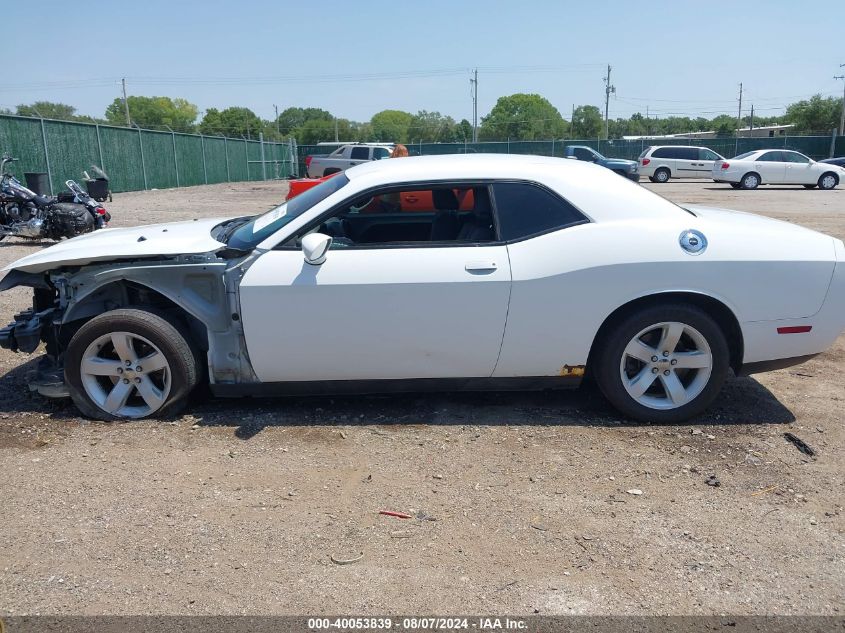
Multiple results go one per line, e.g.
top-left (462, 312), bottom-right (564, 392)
top-left (492, 182), bottom-right (587, 242)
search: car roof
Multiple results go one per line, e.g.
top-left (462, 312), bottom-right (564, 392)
top-left (341, 154), bottom-right (687, 223)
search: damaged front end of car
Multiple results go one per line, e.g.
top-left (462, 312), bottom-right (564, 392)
top-left (0, 251), bottom-right (261, 401)
top-left (0, 269), bottom-right (72, 396)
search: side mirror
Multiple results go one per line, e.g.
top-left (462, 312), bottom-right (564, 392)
top-left (302, 232), bottom-right (332, 266)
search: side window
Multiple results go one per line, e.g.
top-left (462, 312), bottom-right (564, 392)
top-left (700, 149), bottom-right (720, 161)
top-left (759, 151), bottom-right (783, 162)
top-left (677, 147), bottom-right (698, 160)
top-left (572, 147), bottom-right (594, 161)
top-left (372, 147), bottom-right (391, 160)
top-left (350, 147), bottom-right (369, 160)
top-left (784, 152), bottom-right (810, 164)
top-left (492, 182), bottom-right (587, 242)
top-left (293, 185), bottom-right (496, 248)
top-left (651, 147), bottom-right (673, 159)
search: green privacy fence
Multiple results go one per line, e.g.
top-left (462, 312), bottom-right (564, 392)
top-left (298, 135), bottom-right (844, 175)
top-left (0, 113), bottom-right (297, 194)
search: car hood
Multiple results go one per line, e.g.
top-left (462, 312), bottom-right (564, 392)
top-left (2, 217), bottom-right (230, 274)
top-left (603, 158), bottom-right (637, 168)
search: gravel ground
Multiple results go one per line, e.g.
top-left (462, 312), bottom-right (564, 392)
top-left (0, 178), bottom-right (843, 616)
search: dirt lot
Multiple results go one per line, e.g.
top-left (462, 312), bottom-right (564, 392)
top-left (0, 178), bottom-right (843, 616)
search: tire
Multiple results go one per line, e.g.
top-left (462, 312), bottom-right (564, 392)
top-left (803, 184), bottom-right (817, 189)
top-left (730, 183), bottom-right (741, 189)
top-left (648, 176), bottom-right (658, 183)
top-left (818, 172), bottom-right (839, 190)
top-left (654, 168), bottom-right (670, 183)
top-left (593, 304), bottom-right (730, 423)
top-left (322, 168), bottom-right (341, 177)
top-left (64, 309), bottom-right (200, 421)
top-left (740, 172), bottom-right (760, 189)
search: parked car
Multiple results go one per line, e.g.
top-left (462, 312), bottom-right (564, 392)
top-left (2, 155), bottom-right (844, 423)
top-left (563, 145), bottom-right (639, 181)
top-left (819, 156), bottom-right (845, 168)
top-left (305, 143), bottom-right (393, 178)
top-left (713, 149), bottom-right (844, 190)
top-left (638, 145), bottom-right (725, 183)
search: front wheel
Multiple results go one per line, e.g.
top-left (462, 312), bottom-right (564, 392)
top-left (653, 168), bottom-right (670, 183)
top-left (818, 172), bottom-right (839, 190)
top-left (65, 309), bottom-right (200, 421)
top-left (593, 304), bottom-right (730, 423)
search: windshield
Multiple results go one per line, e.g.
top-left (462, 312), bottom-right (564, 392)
top-left (227, 173), bottom-right (349, 251)
top-left (732, 151), bottom-right (757, 160)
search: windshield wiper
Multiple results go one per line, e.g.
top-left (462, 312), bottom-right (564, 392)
top-left (215, 217), bottom-right (252, 244)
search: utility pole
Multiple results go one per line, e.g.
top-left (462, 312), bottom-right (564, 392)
top-left (334, 117), bottom-right (339, 142)
top-left (750, 104), bottom-right (755, 132)
top-left (571, 104), bottom-right (576, 139)
top-left (836, 65), bottom-right (845, 135)
top-left (122, 77), bottom-right (130, 126)
top-left (603, 64), bottom-right (615, 140)
top-left (470, 68), bottom-right (478, 143)
top-left (646, 105), bottom-right (650, 136)
top-left (735, 82), bottom-right (743, 154)
top-left (273, 104), bottom-right (279, 135)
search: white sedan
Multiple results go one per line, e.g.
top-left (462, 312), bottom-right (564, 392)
top-left (713, 149), bottom-right (844, 189)
top-left (1, 155), bottom-right (844, 423)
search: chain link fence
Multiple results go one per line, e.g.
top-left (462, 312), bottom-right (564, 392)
top-left (0, 113), bottom-right (298, 194)
top-left (298, 134), bottom-right (844, 175)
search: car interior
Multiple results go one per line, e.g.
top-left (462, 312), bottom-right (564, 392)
top-left (302, 185), bottom-right (497, 247)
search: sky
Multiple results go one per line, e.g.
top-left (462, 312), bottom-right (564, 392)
top-left (3, 0), bottom-right (843, 125)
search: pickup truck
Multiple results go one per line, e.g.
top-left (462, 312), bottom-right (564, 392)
top-left (305, 143), bottom-right (394, 178)
top-left (564, 145), bottom-right (640, 182)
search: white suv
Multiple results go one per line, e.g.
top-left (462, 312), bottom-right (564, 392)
top-left (639, 145), bottom-right (725, 183)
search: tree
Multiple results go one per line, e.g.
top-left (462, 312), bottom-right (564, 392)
top-left (785, 95), bottom-right (842, 133)
top-left (479, 94), bottom-right (567, 141)
top-left (16, 101), bottom-right (81, 121)
top-left (710, 115), bottom-right (736, 137)
top-left (570, 105), bottom-right (603, 139)
top-left (105, 96), bottom-right (198, 131)
top-left (457, 119), bottom-right (473, 141)
top-left (198, 107), bottom-right (262, 138)
top-left (369, 110), bottom-right (413, 143)
top-left (407, 111), bottom-right (457, 143)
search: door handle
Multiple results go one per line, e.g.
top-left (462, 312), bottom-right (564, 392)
top-left (465, 261), bottom-right (498, 273)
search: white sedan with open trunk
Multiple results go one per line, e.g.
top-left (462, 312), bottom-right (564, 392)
top-left (2, 155), bottom-right (844, 423)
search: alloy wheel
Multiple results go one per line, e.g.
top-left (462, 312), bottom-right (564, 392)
top-left (80, 332), bottom-right (172, 418)
top-left (619, 321), bottom-right (713, 410)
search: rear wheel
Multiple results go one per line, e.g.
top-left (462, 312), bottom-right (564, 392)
top-left (818, 172), bottom-right (839, 190)
top-left (654, 168), bottom-right (670, 183)
top-left (65, 309), bottom-right (199, 421)
top-left (740, 172), bottom-right (760, 189)
top-left (594, 304), bottom-right (730, 423)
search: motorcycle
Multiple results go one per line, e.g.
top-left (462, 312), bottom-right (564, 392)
top-left (0, 154), bottom-right (111, 242)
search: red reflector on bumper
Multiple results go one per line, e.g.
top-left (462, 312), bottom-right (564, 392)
top-left (777, 326), bottom-right (812, 334)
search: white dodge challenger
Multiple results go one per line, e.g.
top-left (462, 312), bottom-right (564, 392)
top-left (1, 155), bottom-right (843, 423)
